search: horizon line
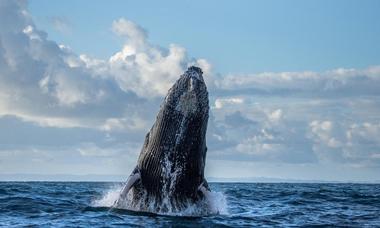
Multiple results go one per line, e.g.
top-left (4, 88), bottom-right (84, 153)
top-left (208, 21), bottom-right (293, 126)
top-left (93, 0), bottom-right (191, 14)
top-left (0, 174), bottom-right (379, 184)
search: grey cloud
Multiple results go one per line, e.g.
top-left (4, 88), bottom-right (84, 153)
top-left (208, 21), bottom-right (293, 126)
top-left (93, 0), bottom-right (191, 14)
top-left (215, 67), bottom-right (380, 98)
top-left (207, 95), bottom-right (380, 166)
top-left (224, 111), bottom-right (258, 128)
top-left (0, 0), bottom-right (380, 177)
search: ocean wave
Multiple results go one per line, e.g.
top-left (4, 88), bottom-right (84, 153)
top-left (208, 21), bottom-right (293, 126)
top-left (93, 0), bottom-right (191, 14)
top-left (1, 182), bottom-right (380, 226)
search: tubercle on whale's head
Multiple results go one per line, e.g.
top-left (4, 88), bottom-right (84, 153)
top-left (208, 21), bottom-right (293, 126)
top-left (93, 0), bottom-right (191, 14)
top-left (164, 66), bottom-right (209, 116)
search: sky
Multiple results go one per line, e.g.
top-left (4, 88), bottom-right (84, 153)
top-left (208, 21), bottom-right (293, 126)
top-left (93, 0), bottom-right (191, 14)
top-left (0, 0), bottom-right (380, 182)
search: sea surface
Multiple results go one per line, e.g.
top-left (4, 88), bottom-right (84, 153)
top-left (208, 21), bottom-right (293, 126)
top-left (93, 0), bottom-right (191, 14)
top-left (0, 182), bottom-right (379, 227)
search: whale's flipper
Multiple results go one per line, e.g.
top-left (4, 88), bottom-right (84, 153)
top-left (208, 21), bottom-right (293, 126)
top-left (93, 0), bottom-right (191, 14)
top-left (113, 167), bottom-right (140, 207)
top-left (120, 167), bottom-right (140, 198)
top-left (198, 180), bottom-right (211, 199)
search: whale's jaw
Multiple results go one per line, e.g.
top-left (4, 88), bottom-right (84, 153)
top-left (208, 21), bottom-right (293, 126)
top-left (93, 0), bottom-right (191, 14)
top-left (114, 66), bottom-right (210, 212)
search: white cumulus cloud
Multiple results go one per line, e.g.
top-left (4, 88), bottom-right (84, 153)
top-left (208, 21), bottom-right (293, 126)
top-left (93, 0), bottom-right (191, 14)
top-left (1, 0), bottom-right (380, 178)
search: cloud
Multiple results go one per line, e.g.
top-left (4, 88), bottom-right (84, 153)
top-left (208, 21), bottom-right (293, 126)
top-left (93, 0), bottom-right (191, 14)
top-left (49, 16), bottom-right (71, 34)
top-left (111, 18), bottom-right (147, 46)
top-left (208, 93), bottom-right (380, 166)
top-left (109, 19), bottom-right (213, 98)
top-left (214, 97), bottom-right (244, 109)
top-left (0, 143), bottom-right (140, 175)
top-left (268, 109), bottom-right (283, 122)
top-left (216, 66), bottom-right (380, 97)
top-left (0, 1), bottom-right (211, 131)
top-left (0, 0), bottom-right (380, 178)
top-left (101, 116), bottom-right (148, 132)
top-left (208, 61), bottom-right (380, 167)
top-left (108, 18), bottom-right (215, 98)
top-left (308, 120), bottom-right (380, 167)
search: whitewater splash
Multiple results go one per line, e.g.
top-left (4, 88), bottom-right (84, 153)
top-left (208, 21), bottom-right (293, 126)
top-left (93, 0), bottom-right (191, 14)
top-left (93, 184), bottom-right (228, 216)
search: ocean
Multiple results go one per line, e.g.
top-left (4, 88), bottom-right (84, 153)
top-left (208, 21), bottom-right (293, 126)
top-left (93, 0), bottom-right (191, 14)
top-left (0, 182), bottom-right (379, 227)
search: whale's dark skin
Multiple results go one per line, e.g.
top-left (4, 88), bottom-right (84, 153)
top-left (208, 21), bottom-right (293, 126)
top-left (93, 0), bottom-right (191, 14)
top-left (115, 66), bottom-right (211, 211)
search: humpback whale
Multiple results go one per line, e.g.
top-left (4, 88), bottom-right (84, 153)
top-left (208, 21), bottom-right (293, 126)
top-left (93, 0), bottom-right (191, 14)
top-left (114, 66), bottom-right (211, 213)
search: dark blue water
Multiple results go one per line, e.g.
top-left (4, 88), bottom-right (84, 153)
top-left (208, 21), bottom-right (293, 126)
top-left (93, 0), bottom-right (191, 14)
top-left (0, 182), bottom-right (379, 227)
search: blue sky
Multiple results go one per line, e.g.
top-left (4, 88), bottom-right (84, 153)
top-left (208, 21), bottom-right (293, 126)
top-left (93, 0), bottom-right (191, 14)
top-left (0, 0), bottom-right (380, 181)
top-left (29, 0), bottom-right (380, 74)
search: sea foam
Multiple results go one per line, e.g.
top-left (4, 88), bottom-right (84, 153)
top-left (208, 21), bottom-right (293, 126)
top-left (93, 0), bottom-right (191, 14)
top-left (92, 184), bottom-right (228, 216)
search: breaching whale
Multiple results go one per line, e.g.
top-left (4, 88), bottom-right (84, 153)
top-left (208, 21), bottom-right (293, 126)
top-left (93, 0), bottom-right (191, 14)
top-left (114, 66), bottom-right (211, 213)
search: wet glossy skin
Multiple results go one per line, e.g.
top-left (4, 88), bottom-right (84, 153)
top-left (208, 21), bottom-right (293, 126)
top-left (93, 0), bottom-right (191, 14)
top-left (134, 66), bottom-right (209, 205)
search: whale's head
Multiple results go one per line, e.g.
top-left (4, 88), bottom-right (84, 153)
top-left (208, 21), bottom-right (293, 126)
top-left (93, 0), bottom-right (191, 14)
top-left (137, 66), bottom-right (209, 200)
top-left (165, 66), bottom-right (209, 121)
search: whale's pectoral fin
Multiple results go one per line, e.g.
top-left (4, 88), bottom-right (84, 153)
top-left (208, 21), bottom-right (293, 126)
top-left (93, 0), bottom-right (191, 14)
top-left (119, 167), bottom-right (141, 199)
top-left (113, 167), bottom-right (141, 207)
top-left (198, 180), bottom-right (211, 199)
